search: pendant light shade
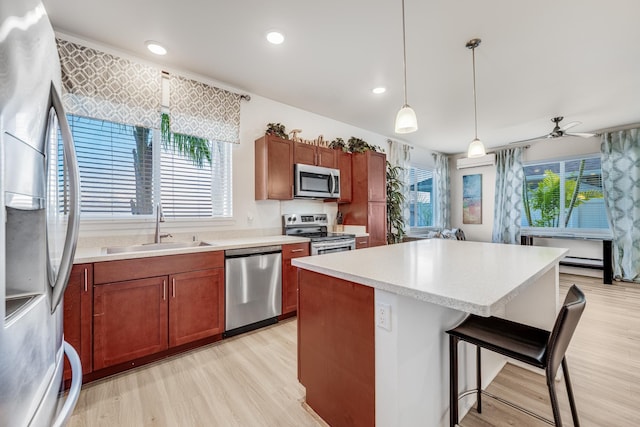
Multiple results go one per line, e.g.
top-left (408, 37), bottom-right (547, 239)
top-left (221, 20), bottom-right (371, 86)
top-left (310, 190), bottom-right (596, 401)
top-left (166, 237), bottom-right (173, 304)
top-left (394, 0), bottom-right (418, 134)
top-left (395, 104), bottom-right (418, 133)
top-left (466, 38), bottom-right (486, 158)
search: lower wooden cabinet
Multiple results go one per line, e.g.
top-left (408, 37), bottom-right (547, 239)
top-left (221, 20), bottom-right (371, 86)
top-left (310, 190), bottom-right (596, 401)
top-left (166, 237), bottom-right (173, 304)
top-left (93, 276), bottom-right (169, 370)
top-left (355, 236), bottom-right (369, 249)
top-left (282, 242), bottom-right (310, 315)
top-left (169, 268), bottom-right (225, 347)
top-left (367, 202), bottom-right (387, 247)
top-left (63, 263), bottom-right (93, 380)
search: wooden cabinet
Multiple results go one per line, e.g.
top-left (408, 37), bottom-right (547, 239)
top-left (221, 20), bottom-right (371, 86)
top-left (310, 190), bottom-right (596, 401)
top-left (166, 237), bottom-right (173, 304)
top-left (355, 236), bottom-right (369, 249)
top-left (255, 135), bottom-right (294, 200)
top-left (93, 251), bottom-right (225, 370)
top-left (282, 242), bottom-right (310, 315)
top-left (169, 268), bottom-right (225, 347)
top-left (294, 143), bottom-right (337, 168)
top-left (93, 276), bottom-right (168, 370)
top-left (336, 151), bottom-right (352, 203)
top-left (63, 264), bottom-right (93, 380)
top-left (343, 151), bottom-right (387, 247)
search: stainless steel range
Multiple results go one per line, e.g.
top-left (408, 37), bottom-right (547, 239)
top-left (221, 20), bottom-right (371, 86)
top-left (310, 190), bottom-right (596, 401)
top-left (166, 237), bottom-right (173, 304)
top-left (283, 214), bottom-right (356, 255)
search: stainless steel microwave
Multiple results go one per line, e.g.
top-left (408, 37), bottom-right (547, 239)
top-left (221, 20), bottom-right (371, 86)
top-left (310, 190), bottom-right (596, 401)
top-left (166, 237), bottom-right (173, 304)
top-left (294, 163), bottom-right (341, 199)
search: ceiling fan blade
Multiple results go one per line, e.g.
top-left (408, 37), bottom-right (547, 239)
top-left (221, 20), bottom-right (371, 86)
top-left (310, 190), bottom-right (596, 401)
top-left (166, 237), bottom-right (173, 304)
top-left (565, 132), bottom-right (597, 138)
top-left (560, 121), bottom-right (581, 131)
top-left (508, 135), bottom-right (548, 144)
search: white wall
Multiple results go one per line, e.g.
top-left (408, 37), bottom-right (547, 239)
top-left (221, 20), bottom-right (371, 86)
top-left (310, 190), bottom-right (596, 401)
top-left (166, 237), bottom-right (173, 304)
top-left (449, 135), bottom-right (603, 258)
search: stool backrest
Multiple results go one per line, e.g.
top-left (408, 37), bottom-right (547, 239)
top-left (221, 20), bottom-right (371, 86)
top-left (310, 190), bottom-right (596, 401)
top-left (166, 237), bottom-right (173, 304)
top-left (546, 285), bottom-right (586, 375)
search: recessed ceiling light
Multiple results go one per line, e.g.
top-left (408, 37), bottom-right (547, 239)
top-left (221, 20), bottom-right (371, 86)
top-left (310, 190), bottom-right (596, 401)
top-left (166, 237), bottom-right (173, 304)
top-left (266, 31), bottom-right (285, 45)
top-left (372, 87), bottom-right (386, 94)
top-left (146, 41), bottom-right (167, 56)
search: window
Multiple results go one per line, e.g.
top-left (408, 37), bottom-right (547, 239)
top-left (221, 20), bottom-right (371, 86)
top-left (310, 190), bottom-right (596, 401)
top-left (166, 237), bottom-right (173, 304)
top-left (408, 166), bottom-right (434, 227)
top-left (522, 156), bottom-right (608, 233)
top-left (63, 114), bottom-right (232, 218)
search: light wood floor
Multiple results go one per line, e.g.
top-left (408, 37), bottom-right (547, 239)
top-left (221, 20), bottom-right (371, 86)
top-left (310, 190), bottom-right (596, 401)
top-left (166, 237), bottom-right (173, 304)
top-left (68, 274), bottom-right (640, 426)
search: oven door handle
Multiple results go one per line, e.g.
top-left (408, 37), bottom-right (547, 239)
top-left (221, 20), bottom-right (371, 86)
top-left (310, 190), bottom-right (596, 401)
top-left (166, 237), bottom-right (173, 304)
top-left (312, 239), bottom-right (355, 249)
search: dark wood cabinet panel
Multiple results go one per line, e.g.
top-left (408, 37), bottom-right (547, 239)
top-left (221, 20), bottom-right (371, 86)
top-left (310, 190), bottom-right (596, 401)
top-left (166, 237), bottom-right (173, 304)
top-left (337, 151), bottom-right (352, 203)
top-left (282, 242), bottom-right (310, 315)
top-left (94, 251), bottom-right (223, 284)
top-left (367, 202), bottom-right (387, 247)
top-left (63, 263), bottom-right (93, 380)
top-left (344, 151), bottom-right (387, 247)
top-left (355, 236), bottom-right (369, 249)
top-left (93, 276), bottom-right (168, 370)
top-left (169, 269), bottom-right (225, 347)
top-left (294, 143), bottom-right (337, 168)
top-left (298, 269), bottom-right (375, 427)
top-left (255, 135), bottom-right (294, 200)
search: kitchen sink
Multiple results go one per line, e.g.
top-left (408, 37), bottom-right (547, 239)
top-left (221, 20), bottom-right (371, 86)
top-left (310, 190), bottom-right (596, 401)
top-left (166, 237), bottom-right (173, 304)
top-left (104, 241), bottom-right (213, 254)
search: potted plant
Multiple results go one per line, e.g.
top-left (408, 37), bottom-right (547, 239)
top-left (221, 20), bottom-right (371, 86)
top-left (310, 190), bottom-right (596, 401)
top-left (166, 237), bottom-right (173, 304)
top-left (347, 136), bottom-right (380, 153)
top-left (265, 122), bottom-right (288, 139)
top-left (386, 161), bottom-right (406, 244)
top-left (329, 137), bottom-right (347, 151)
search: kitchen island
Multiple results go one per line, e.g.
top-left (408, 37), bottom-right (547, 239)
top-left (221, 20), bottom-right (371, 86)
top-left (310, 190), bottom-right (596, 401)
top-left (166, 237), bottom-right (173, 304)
top-left (292, 239), bottom-right (567, 427)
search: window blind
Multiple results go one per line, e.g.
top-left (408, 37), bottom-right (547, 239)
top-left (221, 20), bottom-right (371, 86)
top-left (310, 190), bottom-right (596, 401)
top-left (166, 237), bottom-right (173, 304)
top-left (160, 140), bottom-right (232, 218)
top-left (408, 167), bottom-right (434, 227)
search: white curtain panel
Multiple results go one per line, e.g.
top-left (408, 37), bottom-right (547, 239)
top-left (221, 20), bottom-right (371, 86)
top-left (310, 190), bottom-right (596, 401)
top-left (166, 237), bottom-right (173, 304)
top-left (388, 140), bottom-right (411, 231)
top-left (492, 147), bottom-right (524, 244)
top-left (432, 152), bottom-right (451, 229)
top-left (601, 129), bottom-right (640, 282)
top-left (56, 39), bottom-right (161, 129)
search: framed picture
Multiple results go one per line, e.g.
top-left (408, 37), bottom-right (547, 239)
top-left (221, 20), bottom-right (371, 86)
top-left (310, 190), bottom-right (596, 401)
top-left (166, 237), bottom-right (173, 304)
top-left (463, 174), bottom-right (482, 224)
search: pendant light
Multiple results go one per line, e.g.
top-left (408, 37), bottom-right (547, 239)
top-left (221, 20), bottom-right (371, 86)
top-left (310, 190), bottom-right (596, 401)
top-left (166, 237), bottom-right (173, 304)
top-left (466, 38), bottom-right (486, 158)
top-left (394, 0), bottom-right (418, 134)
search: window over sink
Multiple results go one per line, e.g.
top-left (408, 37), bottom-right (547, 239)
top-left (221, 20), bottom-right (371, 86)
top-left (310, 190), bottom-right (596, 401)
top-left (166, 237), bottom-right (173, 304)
top-left (58, 114), bottom-right (232, 218)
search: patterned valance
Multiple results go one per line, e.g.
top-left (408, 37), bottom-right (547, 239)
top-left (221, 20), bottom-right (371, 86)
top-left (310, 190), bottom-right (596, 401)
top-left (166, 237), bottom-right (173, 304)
top-left (56, 39), bottom-right (161, 129)
top-left (168, 74), bottom-right (241, 144)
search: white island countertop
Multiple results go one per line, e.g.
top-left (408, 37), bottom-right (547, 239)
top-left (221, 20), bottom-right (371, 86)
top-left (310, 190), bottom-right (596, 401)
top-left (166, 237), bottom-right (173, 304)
top-left (293, 239), bottom-right (568, 316)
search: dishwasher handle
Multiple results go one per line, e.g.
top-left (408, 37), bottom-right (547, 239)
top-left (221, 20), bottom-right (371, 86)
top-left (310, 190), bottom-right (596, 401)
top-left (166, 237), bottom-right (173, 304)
top-left (225, 245), bottom-right (282, 258)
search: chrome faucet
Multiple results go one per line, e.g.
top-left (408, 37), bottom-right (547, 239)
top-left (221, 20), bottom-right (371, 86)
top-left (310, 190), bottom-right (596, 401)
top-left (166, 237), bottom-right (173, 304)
top-left (155, 203), bottom-right (172, 243)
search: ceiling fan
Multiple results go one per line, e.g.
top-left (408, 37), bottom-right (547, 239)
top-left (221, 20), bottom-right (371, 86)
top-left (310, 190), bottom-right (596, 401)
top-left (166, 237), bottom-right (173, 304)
top-left (512, 116), bottom-right (597, 144)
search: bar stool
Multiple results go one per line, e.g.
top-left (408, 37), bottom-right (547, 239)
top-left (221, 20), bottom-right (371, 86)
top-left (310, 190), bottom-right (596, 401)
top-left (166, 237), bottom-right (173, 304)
top-left (447, 284), bottom-right (586, 427)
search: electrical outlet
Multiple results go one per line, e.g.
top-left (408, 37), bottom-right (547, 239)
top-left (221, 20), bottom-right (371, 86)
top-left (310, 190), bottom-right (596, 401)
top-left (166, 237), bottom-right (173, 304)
top-left (376, 302), bottom-right (391, 331)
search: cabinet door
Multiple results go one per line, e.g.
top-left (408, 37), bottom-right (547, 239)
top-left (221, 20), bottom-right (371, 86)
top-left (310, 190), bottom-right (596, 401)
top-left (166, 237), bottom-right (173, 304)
top-left (169, 268), bottom-right (225, 347)
top-left (93, 276), bottom-right (168, 370)
top-left (294, 143), bottom-right (316, 165)
top-left (255, 135), bottom-right (293, 200)
top-left (317, 147), bottom-right (337, 168)
top-left (337, 151), bottom-right (352, 203)
top-left (63, 264), bottom-right (93, 380)
top-left (368, 202), bottom-right (387, 247)
top-left (282, 242), bottom-right (310, 315)
top-left (355, 236), bottom-right (369, 249)
top-left (367, 151), bottom-right (387, 202)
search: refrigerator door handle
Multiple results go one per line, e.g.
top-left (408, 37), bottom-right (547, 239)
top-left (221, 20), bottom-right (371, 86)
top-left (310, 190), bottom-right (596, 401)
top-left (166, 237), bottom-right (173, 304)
top-left (49, 82), bottom-right (81, 313)
top-left (52, 342), bottom-right (83, 427)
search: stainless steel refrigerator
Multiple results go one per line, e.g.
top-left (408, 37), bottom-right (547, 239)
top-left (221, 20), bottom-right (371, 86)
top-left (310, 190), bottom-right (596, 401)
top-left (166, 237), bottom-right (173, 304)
top-left (1, 0), bottom-right (82, 425)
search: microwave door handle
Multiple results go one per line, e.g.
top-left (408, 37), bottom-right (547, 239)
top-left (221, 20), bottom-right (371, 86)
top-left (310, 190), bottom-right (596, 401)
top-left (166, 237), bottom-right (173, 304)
top-left (49, 82), bottom-right (81, 313)
top-left (329, 173), bottom-right (336, 196)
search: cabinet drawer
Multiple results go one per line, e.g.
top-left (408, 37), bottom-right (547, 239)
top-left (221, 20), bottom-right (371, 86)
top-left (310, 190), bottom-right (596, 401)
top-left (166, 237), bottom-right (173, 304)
top-left (94, 251), bottom-right (224, 284)
top-left (355, 237), bottom-right (369, 249)
top-left (282, 242), bottom-right (310, 260)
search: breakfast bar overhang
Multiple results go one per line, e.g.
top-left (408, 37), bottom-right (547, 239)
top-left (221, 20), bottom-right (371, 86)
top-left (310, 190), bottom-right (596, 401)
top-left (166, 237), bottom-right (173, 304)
top-left (293, 239), bottom-right (568, 427)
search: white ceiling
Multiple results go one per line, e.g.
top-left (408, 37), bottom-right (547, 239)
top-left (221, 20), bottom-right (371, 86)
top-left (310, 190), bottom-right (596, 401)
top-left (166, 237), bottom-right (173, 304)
top-left (42, 0), bottom-right (640, 154)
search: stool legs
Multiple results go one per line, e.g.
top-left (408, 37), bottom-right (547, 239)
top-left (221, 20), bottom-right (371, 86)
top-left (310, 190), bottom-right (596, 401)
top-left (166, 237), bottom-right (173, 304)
top-left (449, 335), bottom-right (459, 427)
top-left (562, 358), bottom-right (581, 427)
top-left (476, 346), bottom-right (482, 414)
top-left (546, 370), bottom-right (563, 426)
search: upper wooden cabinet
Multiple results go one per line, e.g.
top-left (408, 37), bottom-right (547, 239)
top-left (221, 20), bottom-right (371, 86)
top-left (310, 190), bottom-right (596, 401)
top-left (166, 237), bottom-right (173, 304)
top-left (294, 143), bottom-right (337, 168)
top-left (255, 135), bottom-right (294, 200)
top-left (336, 151), bottom-right (352, 203)
top-left (63, 263), bottom-right (93, 380)
top-left (343, 150), bottom-right (387, 247)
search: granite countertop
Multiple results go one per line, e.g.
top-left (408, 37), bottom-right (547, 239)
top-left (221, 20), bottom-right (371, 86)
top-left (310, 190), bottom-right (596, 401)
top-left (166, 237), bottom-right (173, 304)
top-left (292, 239), bottom-right (568, 316)
top-left (74, 235), bottom-right (310, 264)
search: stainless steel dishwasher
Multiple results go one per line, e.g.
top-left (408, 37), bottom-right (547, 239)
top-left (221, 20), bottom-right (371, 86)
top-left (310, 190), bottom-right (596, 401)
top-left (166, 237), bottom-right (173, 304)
top-left (224, 245), bottom-right (282, 337)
